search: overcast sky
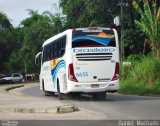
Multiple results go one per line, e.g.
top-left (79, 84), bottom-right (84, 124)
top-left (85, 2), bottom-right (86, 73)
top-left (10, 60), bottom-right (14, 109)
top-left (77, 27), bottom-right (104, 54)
top-left (0, 0), bottom-right (59, 27)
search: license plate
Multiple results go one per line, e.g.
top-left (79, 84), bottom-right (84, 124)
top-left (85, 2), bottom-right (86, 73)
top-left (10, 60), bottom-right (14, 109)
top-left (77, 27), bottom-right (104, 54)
top-left (91, 84), bottom-right (99, 88)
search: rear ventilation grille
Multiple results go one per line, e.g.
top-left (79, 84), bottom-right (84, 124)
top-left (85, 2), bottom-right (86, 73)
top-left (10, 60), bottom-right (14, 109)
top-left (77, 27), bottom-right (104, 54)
top-left (76, 53), bottom-right (112, 61)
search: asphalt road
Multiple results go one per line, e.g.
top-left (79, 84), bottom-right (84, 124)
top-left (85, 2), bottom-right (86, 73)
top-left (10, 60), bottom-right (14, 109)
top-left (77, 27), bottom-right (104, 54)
top-left (20, 84), bottom-right (160, 120)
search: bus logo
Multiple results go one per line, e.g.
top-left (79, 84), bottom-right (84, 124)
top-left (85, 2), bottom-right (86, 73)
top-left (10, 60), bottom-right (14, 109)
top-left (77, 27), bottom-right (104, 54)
top-left (73, 48), bottom-right (115, 53)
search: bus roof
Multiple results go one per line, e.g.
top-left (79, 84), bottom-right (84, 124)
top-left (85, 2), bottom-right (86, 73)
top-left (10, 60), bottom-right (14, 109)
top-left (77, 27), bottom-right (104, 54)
top-left (42, 27), bottom-right (116, 47)
top-left (42, 29), bottom-right (72, 47)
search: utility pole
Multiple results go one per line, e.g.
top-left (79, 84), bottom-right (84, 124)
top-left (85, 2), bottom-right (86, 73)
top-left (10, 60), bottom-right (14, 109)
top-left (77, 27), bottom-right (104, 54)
top-left (120, 0), bottom-right (124, 62)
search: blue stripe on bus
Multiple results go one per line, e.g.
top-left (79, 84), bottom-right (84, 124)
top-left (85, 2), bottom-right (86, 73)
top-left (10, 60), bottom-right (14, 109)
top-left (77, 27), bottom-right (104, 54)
top-left (72, 36), bottom-right (112, 46)
top-left (51, 60), bottom-right (66, 88)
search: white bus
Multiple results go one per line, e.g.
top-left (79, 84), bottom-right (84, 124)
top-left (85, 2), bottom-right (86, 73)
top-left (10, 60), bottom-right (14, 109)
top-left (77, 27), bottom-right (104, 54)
top-left (35, 27), bottom-right (119, 100)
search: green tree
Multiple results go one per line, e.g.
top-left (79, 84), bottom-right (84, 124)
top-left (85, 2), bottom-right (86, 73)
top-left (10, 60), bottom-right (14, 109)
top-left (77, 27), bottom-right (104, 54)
top-left (0, 12), bottom-right (16, 73)
top-left (4, 51), bottom-right (23, 73)
top-left (21, 11), bottom-right (50, 73)
top-left (59, 0), bottom-right (121, 27)
top-left (59, 0), bottom-right (147, 56)
top-left (132, 0), bottom-right (160, 58)
top-left (84, 0), bottom-right (121, 27)
top-left (59, 0), bottom-right (86, 28)
top-left (43, 11), bottom-right (64, 33)
top-left (122, 0), bottom-right (146, 55)
top-left (20, 10), bottom-right (63, 73)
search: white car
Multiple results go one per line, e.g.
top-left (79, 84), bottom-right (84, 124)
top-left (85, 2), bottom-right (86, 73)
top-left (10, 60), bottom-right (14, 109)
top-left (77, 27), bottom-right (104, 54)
top-left (0, 73), bottom-right (23, 84)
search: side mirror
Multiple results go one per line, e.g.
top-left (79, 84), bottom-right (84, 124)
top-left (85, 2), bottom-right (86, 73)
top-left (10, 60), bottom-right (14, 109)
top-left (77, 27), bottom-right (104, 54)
top-left (35, 52), bottom-right (42, 65)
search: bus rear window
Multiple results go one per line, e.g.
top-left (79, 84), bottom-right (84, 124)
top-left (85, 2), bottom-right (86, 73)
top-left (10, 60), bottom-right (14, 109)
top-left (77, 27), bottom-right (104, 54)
top-left (72, 30), bottom-right (116, 48)
top-left (72, 39), bottom-right (115, 48)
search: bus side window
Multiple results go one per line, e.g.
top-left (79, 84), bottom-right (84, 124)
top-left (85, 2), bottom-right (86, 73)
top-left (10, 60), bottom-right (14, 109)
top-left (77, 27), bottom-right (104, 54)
top-left (50, 43), bottom-right (53, 59)
top-left (62, 36), bottom-right (66, 48)
top-left (57, 39), bottom-right (61, 57)
top-left (46, 45), bottom-right (50, 61)
top-left (42, 46), bottom-right (46, 63)
top-left (58, 38), bottom-right (63, 57)
top-left (51, 43), bottom-right (54, 59)
top-left (42, 35), bottom-right (67, 62)
top-left (49, 43), bottom-right (53, 60)
top-left (59, 36), bottom-right (66, 57)
top-left (43, 44), bottom-right (51, 62)
top-left (54, 41), bottom-right (57, 58)
top-left (42, 48), bottom-right (44, 63)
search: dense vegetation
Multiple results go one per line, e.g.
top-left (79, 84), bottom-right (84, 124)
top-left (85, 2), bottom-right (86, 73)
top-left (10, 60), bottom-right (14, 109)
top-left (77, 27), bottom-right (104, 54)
top-left (120, 54), bottom-right (160, 95)
top-left (0, 0), bottom-right (159, 95)
top-left (120, 0), bottom-right (160, 95)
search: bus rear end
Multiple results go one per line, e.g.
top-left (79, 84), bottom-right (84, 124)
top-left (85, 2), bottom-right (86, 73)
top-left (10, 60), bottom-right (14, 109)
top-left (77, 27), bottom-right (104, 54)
top-left (67, 28), bottom-right (119, 95)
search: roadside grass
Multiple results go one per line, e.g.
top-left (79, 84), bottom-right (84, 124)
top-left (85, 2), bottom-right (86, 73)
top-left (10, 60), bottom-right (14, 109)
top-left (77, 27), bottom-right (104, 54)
top-left (119, 54), bottom-right (160, 95)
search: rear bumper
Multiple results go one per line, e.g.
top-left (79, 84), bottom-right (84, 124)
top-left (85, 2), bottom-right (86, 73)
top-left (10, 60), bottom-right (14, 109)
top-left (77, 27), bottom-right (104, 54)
top-left (66, 79), bottom-right (119, 93)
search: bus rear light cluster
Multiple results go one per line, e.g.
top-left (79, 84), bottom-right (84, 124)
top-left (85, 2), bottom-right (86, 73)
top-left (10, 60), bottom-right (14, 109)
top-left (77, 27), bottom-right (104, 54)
top-left (112, 62), bottom-right (119, 81)
top-left (68, 63), bottom-right (78, 82)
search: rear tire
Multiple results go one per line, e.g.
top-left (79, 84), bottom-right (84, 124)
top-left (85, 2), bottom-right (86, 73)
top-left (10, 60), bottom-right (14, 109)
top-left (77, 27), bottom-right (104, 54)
top-left (0, 79), bottom-right (5, 84)
top-left (57, 79), bottom-right (63, 100)
top-left (42, 81), bottom-right (52, 96)
top-left (92, 92), bottom-right (106, 100)
top-left (9, 80), bottom-right (13, 84)
top-left (74, 92), bottom-right (82, 97)
top-left (70, 92), bottom-right (82, 98)
top-left (44, 91), bottom-right (52, 96)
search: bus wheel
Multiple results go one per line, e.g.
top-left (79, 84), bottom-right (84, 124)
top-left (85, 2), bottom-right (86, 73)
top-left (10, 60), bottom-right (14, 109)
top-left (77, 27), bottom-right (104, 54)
top-left (92, 92), bottom-right (106, 100)
top-left (42, 81), bottom-right (51, 96)
top-left (9, 80), bottom-right (13, 84)
top-left (44, 91), bottom-right (51, 96)
top-left (57, 80), bottom-right (63, 100)
top-left (71, 92), bottom-right (82, 98)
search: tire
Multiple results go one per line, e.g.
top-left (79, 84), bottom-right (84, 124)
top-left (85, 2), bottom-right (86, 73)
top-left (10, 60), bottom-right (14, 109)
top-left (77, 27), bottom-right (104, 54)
top-left (57, 79), bottom-right (63, 100)
top-left (70, 92), bottom-right (82, 98)
top-left (42, 80), bottom-right (45, 91)
top-left (0, 79), bottom-right (5, 84)
top-left (19, 79), bottom-right (22, 83)
top-left (44, 91), bottom-right (51, 96)
top-left (92, 92), bottom-right (106, 100)
top-left (9, 80), bottom-right (13, 84)
top-left (74, 92), bottom-right (82, 97)
top-left (42, 81), bottom-right (51, 96)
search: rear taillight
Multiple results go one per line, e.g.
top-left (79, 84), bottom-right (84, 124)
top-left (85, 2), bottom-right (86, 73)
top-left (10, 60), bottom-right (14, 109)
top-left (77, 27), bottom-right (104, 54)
top-left (112, 62), bottom-right (119, 81)
top-left (68, 63), bottom-right (78, 82)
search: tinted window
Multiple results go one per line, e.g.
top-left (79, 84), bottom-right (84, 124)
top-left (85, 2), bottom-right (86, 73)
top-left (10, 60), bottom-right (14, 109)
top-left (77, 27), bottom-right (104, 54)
top-left (42, 36), bottom-right (66, 63)
top-left (72, 30), bottom-right (116, 48)
top-left (5, 74), bottom-right (12, 77)
top-left (42, 46), bottom-right (47, 62)
top-left (13, 74), bottom-right (20, 77)
top-left (72, 40), bottom-right (104, 48)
